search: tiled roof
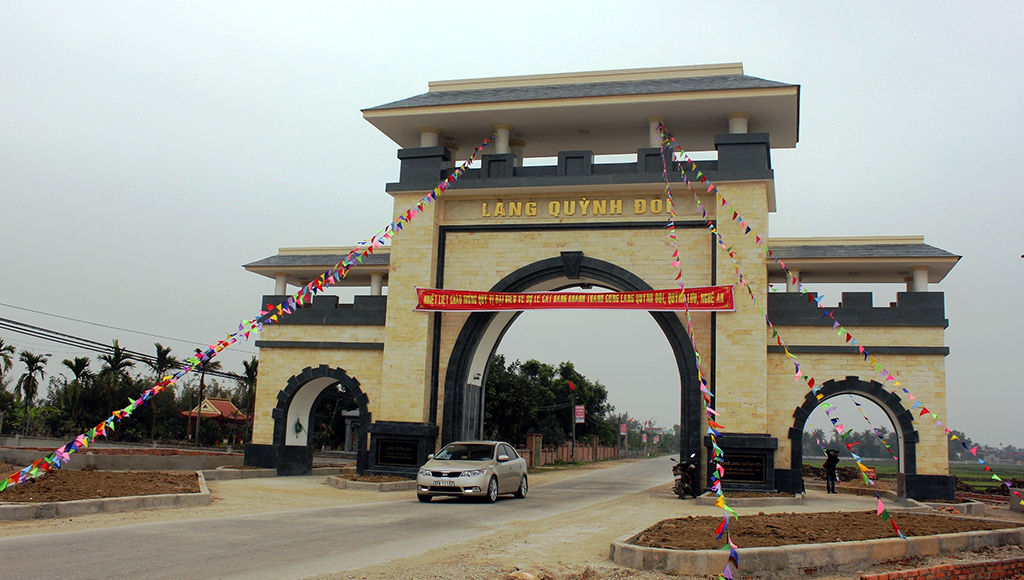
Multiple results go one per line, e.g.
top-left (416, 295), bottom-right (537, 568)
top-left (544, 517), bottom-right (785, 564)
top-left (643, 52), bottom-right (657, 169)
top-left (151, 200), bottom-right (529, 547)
top-left (243, 253), bottom-right (390, 269)
top-left (770, 243), bottom-right (958, 260)
top-left (366, 75), bottom-right (795, 111)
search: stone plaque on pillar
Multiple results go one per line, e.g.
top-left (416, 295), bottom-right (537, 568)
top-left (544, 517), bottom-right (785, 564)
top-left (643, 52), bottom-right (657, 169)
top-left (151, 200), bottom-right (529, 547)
top-left (704, 433), bottom-right (778, 491)
top-left (376, 439), bottom-right (420, 467)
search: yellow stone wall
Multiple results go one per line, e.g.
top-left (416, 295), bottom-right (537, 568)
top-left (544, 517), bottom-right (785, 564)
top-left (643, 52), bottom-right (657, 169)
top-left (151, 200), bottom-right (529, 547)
top-left (766, 324), bottom-right (948, 474)
top-left (249, 176), bottom-right (952, 482)
top-left (711, 182), bottom-right (769, 434)
top-left (250, 322), bottom-right (384, 445)
top-left (377, 192), bottom-right (442, 424)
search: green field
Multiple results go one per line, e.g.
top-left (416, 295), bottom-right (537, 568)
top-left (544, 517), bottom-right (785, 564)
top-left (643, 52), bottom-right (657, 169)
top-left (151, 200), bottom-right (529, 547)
top-left (806, 462), bottom-right (1024, 489)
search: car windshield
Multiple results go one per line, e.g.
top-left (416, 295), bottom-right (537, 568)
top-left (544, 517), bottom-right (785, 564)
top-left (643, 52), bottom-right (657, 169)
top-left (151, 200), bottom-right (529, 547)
top-left (434, 443), bottom-right (495, 461)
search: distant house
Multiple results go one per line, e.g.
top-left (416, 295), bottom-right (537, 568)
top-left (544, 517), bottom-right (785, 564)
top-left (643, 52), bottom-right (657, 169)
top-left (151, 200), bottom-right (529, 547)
top-left (182, 397), bottom-right (248, 439)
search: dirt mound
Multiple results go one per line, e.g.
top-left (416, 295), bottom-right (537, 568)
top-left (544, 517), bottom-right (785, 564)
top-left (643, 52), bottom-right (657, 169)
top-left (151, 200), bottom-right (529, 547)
top-left (0, 463), bottom-right (199, 502)
top-left (16, 447), bottom-right (240, 457)
top-left (631, 511), bottom-right (1022, 550)
top-left (802, 463), bottom-right (862, 481)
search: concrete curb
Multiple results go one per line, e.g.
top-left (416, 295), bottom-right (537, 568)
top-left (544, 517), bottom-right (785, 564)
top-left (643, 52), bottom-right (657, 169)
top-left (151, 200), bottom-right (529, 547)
top-left (325, 476), bottom-right (415, 492)
top-left (0, 471), bottom-right (211, 521)
top-left (694, 493), bottom-right (804, 507)
top-left (805, 482), bottom-right (900, 501)
top-left (201, 467), bottom-right (277, 481)
top-left (924, 501), bottom-right (986, 516)
top-left (610, 520), bottom-right (1024, 577)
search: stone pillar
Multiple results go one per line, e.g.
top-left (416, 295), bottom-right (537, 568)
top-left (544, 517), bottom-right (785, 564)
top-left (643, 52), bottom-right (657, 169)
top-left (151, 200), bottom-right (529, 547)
top-left (418, 127), bottom-right (442, 147)
top-left (344, 419), bottom-right (353, 452)
top-left (509, 140), bottom-right (526, 168)
top-left (379, 190), bottom-right (440, 424)
top-left (492, 124), bottom-right (512, 154)
top-left (727, 112), bottom-right (750, 134)
top-left (786, 268), bottom-right (801, 292)
top-left (647, 116), bottom-right (667, 148)
top-left (911, 267), bottom-right (929, 292)
top-left (274, 275), bottom-right (288, 295)
top-left (370, 274), bottom-right (384, 296)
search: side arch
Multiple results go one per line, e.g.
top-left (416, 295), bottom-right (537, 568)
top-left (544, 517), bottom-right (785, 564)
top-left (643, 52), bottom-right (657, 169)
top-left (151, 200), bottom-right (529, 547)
top-left (248, 364), bottom-right (371, 475)
top-left (788, 376), bottom-right (918, 481)
top-left (441, 253), bottom-right (703, 464)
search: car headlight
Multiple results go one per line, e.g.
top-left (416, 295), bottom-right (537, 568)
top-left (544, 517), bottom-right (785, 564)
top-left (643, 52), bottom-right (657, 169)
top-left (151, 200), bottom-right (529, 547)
top-left (418, 468), bottom-right (432, 477)
top-left (461, 469), bottom-right (486, 478)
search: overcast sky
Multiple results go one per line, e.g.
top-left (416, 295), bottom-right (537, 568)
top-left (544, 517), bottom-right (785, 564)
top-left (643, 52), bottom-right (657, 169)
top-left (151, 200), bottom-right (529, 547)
top-left (1, 2), bottom-right (1021, 448)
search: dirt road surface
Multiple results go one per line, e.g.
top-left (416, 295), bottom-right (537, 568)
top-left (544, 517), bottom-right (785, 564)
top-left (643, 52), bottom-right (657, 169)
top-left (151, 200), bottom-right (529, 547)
top-left (2, 457), bottom-right (1022, 580)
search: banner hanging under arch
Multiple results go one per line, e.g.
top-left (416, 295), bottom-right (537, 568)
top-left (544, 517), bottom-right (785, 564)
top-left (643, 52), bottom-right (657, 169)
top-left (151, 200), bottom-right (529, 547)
top-left (414, 286), bottom-right (735, 312)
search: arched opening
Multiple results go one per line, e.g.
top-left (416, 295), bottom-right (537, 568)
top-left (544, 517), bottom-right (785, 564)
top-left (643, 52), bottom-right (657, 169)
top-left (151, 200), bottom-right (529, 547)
top-left (442, 253), bottom-right (702, 472)
top-left (789, 376), bottom-right (919, 489)
top-left (491, 293), bottom-right (681, 449)
top-left (802, 393), bottom-right (901, 486)
top-left (256, 365), bottom-right (371, 475)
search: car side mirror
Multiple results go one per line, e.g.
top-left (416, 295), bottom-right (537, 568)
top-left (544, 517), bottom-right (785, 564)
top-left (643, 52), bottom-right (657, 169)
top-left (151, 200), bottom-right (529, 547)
top-left (427, 454), bottom-right (434, 460)
top-left (497, 454), bottom-right (510, 462)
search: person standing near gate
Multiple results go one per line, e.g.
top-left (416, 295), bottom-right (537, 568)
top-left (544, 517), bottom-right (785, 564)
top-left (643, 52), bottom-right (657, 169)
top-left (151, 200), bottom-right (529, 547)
top-left (823, 449), bottom-right (840, 494)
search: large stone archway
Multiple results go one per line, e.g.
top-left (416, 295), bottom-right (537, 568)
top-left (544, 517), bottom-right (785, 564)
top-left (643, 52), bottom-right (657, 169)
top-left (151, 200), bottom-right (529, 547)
top-left (245, 365), bottom-right (371, 475)
top-left (788, 376), bottom-right (952, 500)
top-left (441, 252), bottom-right (703, 467)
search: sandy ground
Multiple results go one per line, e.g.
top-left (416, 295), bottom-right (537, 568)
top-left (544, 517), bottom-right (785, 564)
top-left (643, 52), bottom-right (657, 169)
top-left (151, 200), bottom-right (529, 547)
top-left (3, 459), bottom-right (1023, 580)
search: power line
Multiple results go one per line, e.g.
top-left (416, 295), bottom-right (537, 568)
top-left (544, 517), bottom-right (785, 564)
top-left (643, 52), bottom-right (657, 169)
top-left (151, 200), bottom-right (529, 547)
top-left (0, 301), bottom-right (258, 355)
top-left (0, 316), bottom-right (243, 381)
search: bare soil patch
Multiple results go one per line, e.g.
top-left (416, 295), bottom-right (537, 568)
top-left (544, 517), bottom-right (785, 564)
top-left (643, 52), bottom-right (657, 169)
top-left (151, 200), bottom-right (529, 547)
top-left (632, 511), bottom-right (1022, 550)
top-left (0, 463), bottom-right (199, 502)
top-left (14, 447), bottom-right (240, 457)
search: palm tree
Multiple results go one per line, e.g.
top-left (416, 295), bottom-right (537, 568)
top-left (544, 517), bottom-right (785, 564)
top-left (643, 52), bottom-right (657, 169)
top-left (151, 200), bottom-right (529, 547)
top-left (144, 343), bottom-right (177, 442)
top-left (62, 357), bottom-right (92, 383)
top-left (98, 340), bottom-right (134, 413)
top-left (0, 337), bottom-right (16, 387)
top-left (237, 356), bottom-right (258, 442)
top-left (15, 351), bottom-right (48, 434)
top-left (192, 352), bottom-right (222, 446)
top-left (61, 357), bottom-right (92, 430)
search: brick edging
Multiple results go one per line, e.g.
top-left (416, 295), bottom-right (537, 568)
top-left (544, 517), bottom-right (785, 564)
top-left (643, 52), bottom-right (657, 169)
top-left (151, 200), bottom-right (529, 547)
top-left (860, 557), bottom-right (1024, 580)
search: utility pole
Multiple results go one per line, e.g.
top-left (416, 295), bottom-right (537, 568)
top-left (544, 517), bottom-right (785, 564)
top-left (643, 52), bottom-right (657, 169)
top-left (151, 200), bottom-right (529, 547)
top-left (194, 349), bottom-right (206, 448)
top-left (570, 386), bottom-right (576, 461)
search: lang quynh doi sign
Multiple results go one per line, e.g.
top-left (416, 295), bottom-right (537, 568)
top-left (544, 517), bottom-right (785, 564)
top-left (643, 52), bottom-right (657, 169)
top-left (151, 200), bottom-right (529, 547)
top-left (479, 196), bottom-right (678, 218)
top-left (376, 439), bottom-right (420, 467)
top-left (721, 453), bottom-right (768, 485)
top-left (414, 287), bottom-right (735, 312)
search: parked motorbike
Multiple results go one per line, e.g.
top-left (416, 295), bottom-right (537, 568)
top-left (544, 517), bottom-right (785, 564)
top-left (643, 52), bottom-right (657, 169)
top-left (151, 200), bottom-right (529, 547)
top-left (670, 453), bottom-right (700, 499)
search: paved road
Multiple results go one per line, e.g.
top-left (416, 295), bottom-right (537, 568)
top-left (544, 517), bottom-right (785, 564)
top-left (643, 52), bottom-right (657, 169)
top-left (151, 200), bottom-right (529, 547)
top-left (0, 457), bottom-right (672, 580)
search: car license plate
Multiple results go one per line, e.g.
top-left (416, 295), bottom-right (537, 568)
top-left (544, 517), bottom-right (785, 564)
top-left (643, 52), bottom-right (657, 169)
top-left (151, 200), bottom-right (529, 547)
top-left (434, 479), bottom-right (455, 486)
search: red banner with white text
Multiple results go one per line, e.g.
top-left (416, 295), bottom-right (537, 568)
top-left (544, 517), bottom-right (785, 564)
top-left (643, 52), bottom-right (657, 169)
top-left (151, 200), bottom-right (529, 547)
top-left (414, 286), bottom-right (734, 312)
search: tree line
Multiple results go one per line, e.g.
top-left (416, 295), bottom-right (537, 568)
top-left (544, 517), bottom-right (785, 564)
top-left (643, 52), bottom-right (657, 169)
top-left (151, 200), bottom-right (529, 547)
top-left (484, 354), bottom-right (679, 454)
top-left (803, 426), bottom-right (1011, 463)
top-left (0, 337), bottom-right (257, 447)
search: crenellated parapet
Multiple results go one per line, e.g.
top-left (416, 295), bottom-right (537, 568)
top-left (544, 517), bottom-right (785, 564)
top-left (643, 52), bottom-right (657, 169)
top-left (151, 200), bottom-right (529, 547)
top-left (768, 291), bottom-right (947, 328)
top-left (258, 294), bottom-right (387, 326)
top-left (387, 133), bottom-right (774, 193)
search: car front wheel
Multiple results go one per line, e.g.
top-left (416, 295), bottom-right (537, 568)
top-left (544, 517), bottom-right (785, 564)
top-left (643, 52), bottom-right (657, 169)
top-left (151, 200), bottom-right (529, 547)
top-left (514, 475), bottom-right (528, 499)
top-left (417, 494), bottom-right (432, 503)
top-left (485, 476), bottom-right (499, 503)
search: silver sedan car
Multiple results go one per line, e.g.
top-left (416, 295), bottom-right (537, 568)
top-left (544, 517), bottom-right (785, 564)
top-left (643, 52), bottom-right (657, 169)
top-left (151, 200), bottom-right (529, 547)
top-left (416, 441), bottom-right (528, 503)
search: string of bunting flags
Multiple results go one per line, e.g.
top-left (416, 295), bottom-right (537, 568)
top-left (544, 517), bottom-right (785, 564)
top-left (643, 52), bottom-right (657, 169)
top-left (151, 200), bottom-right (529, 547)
top-left (843, 394), bottom-right (900, 463)
top-left (657, 125), bottom-right (910, 541)
top-left (661, 123), bottom-right (1020, 534)
top-left (0, 133), bottom-right (496, 493)
top-left (658, 142), bottom-right (740, 580)
top-left (659, 124), bottom-right (1020, 508)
